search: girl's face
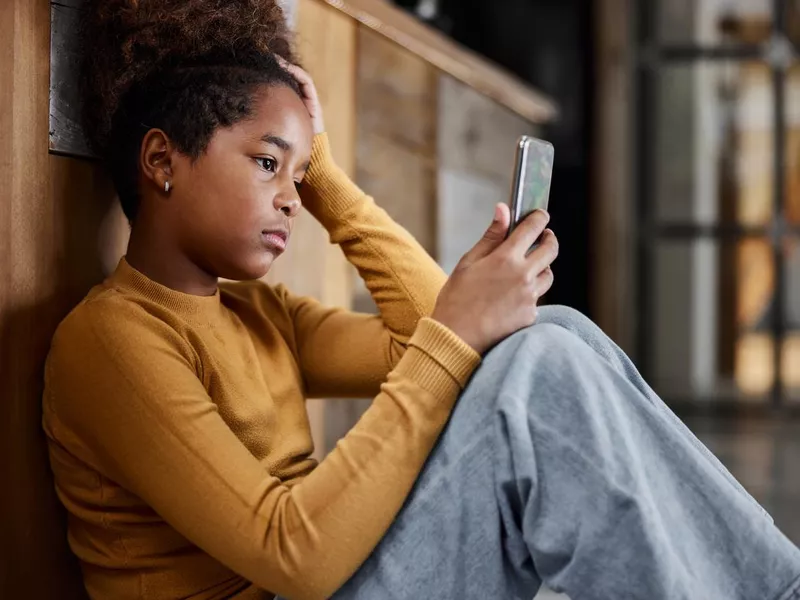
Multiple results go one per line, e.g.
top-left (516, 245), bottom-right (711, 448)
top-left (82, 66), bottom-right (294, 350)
top-left (159, 84), bottom-right (314, 281)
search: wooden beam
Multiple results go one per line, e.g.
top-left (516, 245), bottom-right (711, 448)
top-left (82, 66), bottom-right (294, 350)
top-left (315, 0), bottom-right (558, 124)
top-left (0, 0), bottom-right (94, 596)
top-left (593, 0), bottom-right (634, 352)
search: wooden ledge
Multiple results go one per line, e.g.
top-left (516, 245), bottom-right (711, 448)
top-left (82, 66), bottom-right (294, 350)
top-left (317, 0), bottom-right (559, 124)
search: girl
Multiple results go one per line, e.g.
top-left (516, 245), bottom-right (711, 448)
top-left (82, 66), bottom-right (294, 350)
top-left (43, 1), bottom-right (800, 599)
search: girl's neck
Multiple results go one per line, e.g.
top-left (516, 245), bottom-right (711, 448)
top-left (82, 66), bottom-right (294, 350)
top-left (126, 225), bottom-right (218, 297)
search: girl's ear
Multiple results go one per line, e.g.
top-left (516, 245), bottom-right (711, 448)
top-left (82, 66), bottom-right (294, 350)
top-left (140, 129), bottom-right (176, 194)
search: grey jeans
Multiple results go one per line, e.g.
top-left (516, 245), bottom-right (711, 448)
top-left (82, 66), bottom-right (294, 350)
top-left (330, 306), bottom-right (800, 600)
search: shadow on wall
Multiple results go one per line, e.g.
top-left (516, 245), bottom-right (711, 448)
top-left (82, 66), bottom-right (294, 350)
top-left (1, 153), bottom-right (127, 599)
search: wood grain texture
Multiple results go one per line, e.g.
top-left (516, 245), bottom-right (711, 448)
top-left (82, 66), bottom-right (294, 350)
top-left (356, 27), bottom-right (438, 256)
top-left (435, 74), bottom-right (538, 274)
top-left (316, 0), bottom-right (557, 125)
top-left (0, 0), bottom-right (122, 597)
top-left (437, 74), bottom-right (539, 186)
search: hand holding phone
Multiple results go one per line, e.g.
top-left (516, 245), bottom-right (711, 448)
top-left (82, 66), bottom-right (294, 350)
top-left (430, 134), bottom-right (558, 353)
top-left (431, 206), bottom-right (557, 353)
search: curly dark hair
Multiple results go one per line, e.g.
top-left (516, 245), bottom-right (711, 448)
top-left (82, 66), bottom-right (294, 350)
top-left (81, 0), bottom-right (302, 222)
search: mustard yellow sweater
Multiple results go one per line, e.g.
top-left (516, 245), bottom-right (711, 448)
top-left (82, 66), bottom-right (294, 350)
top-left (42, 133), bottom-right (481, 600)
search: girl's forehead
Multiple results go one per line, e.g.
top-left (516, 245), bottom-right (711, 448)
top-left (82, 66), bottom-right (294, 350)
top-left (208, 86), bottom-right (313, 157)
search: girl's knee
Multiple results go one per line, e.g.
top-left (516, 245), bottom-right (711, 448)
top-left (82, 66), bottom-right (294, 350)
top-left (536, 305), bottom-right (597, 337)
top-left (493, 322), bottom-right (586, 375)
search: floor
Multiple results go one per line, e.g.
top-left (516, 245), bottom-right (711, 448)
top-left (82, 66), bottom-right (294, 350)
top-left (533, 414), bottom-right (800, 600)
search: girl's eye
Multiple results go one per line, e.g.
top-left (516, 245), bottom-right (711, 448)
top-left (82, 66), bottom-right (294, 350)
top-left (255, 157), bottom-right (277, 172)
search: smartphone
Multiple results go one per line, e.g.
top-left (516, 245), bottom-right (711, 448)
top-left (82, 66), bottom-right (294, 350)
top-left (507, 135), bottom-right (554, 238)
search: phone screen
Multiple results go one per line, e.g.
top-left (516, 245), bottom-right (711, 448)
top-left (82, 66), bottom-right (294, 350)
top-left (509, 137), bottom-right (554, 235)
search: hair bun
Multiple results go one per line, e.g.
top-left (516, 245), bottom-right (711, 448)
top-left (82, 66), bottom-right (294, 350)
top-left (82, 0), bottom-right (295, 152)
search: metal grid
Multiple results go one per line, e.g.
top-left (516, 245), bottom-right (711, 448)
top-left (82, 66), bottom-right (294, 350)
top-left (634, 0), bottom-right (797, 411)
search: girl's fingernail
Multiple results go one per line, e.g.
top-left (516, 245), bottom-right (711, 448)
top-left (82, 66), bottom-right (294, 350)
top-left (493, 204), bottom-right (503, 223)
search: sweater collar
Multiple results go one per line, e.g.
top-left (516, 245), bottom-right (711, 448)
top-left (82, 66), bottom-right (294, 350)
top-left (110, 257), bottom-right (223, 323)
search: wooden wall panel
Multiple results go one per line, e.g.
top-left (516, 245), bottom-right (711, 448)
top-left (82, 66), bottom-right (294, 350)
top-left (1, 1), bottom-right (122, 597)
top-left (355, 27), bottom-right (438, 258)
top-left (314, 0), bottom-right (557, 125)
top-left (322, 25), bottom-right (439, 450)
top-left (436, 74), bottom-right (539, 275)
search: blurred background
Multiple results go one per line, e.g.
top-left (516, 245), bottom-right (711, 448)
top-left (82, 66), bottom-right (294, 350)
top-left (385, 0), bottom-right (800, 410)
top-left (3, 0), bottom-right (800, 597)
top-left (373, 0), bottom-right (800, 549)
top-left (374, 3), bottom-right (800, 594)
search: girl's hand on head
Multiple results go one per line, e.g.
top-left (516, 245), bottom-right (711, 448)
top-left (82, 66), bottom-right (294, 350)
top-left (276, 56), bottom-right (325, 135)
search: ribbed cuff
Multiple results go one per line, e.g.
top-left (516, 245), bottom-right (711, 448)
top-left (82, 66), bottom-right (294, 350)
top-left (393, 318), bottom-right (481, 403)
top-left (302, 133), bottom-right (364, 223)
top-left (409, 318), bottom-right (481, 387)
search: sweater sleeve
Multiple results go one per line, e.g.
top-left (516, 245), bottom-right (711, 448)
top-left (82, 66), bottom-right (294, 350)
top-left (45, 299), bottom-right (480, 600)
top-left (284, 133), bottom-right (452, 396)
